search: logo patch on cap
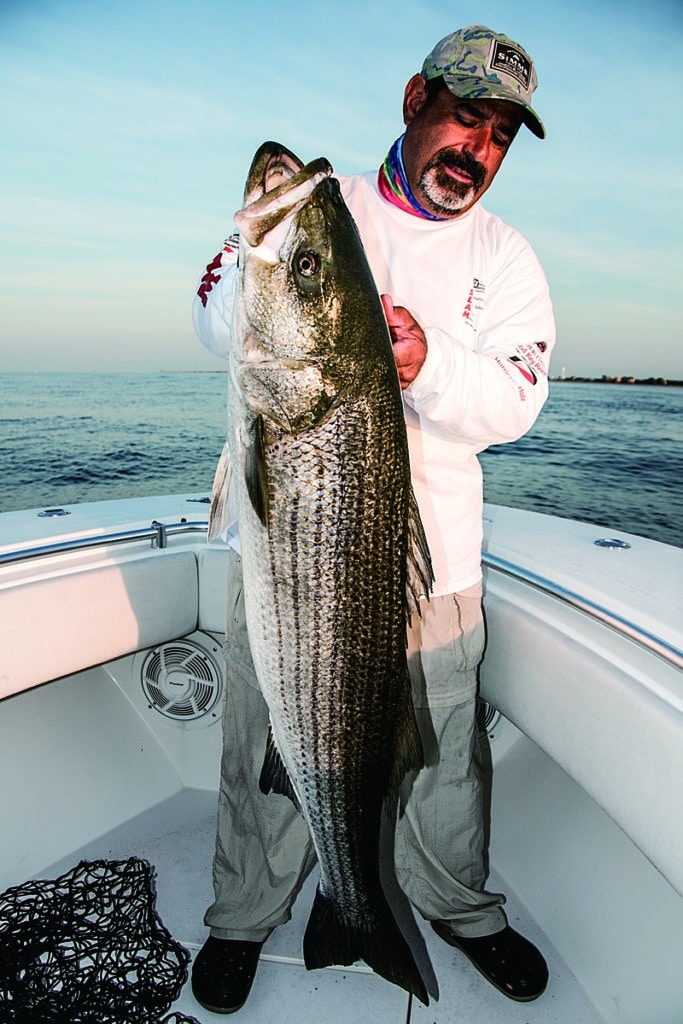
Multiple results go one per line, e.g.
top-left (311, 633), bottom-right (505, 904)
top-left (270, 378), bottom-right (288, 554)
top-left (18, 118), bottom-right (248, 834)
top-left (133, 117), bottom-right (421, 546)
top-left (489, 40), bottom-right (532, 90)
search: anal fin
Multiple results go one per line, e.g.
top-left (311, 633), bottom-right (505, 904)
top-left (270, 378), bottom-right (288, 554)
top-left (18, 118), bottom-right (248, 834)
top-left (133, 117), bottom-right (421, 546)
top-left (259, 726), bottom-right (300, 811)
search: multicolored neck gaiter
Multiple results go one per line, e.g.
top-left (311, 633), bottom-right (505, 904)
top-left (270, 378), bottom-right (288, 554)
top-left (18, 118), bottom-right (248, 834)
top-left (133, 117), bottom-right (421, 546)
top-left (377, 134), bottom-right (446, 221)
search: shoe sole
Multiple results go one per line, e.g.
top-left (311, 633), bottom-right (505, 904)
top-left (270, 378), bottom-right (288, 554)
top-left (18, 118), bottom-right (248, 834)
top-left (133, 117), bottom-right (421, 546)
top-left (431, 921), bottom-right (547, 1003)
top-left (193, 994), bottom-right (248, 1014)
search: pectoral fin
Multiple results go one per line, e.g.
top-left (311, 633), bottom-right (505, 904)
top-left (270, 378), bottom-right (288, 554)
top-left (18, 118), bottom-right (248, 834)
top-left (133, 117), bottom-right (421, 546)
top-left (245, 414), bottom-right (269, 527)
top-left (207, 442), bottom-right (232, 542)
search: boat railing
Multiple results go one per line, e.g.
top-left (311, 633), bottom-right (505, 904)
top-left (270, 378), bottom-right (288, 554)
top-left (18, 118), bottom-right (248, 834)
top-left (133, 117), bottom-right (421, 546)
top-left (482, 552), bottom-right (682, 673)
top-left (0, 519), bottom-right (208, 565)
top-left (1, 520), bottom-right (680, 672)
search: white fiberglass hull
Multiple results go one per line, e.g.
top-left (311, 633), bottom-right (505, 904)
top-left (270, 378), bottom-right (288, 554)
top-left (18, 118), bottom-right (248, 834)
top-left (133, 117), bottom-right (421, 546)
top-left (1, 494), bottom-right (681, 1024)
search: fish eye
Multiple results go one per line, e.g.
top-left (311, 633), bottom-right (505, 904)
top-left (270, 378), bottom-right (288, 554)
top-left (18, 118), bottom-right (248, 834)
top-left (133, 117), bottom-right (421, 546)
top-left (297, 250), bottom-right (320, 277)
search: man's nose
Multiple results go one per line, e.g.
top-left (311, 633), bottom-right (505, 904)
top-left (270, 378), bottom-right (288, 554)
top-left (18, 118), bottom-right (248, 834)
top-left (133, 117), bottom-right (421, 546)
top-left (464, 127), bottom-right (494, 162)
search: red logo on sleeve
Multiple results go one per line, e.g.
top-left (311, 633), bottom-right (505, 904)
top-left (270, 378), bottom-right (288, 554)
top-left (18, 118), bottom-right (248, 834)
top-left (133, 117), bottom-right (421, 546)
top-left (197, 251), bottom-right (224, 308)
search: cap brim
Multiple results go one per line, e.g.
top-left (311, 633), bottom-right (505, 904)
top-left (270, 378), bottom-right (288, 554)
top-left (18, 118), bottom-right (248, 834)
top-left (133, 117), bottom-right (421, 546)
top-left (519, 105), bottom-right (545, 139)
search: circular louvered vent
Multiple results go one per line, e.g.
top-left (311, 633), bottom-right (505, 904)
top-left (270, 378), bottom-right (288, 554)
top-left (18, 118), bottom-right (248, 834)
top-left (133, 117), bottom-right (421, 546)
top-left (140, 639), bottom-right (222, 721)
top-left (476, 699), bottom-right (502, 740)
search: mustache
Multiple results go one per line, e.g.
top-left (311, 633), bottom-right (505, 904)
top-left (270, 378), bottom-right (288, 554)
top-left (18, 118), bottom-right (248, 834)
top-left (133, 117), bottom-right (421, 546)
top-left (425, 149), bottom-right (487, 192)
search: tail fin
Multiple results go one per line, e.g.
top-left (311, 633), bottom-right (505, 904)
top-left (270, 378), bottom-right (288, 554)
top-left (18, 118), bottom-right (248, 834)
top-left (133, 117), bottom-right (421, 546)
top-left (303, 887), bottom-right (428, 1005)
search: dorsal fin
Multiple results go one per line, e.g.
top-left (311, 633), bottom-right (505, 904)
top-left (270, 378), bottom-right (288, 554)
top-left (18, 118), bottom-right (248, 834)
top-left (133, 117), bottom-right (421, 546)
top-left (405, 485), bottom-right (434, 620)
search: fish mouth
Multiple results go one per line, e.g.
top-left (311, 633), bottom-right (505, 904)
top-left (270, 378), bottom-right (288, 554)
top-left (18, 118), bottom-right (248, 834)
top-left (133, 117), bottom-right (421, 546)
top-left (236, 157), bottom-right (333, 248)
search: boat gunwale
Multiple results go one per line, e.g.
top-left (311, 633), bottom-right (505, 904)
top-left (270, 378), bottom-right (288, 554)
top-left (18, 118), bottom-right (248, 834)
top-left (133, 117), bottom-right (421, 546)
top-left (482, 551), bottom-right (683, 671)
top-left (0, 519), bottom-right (209, 565)
top-left (1, 516), bottom-right (680, 673)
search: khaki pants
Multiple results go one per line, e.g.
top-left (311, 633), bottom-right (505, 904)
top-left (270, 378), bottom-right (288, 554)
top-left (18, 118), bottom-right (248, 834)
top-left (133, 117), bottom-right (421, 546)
top-left (205, 549), bottom-right (506, 941)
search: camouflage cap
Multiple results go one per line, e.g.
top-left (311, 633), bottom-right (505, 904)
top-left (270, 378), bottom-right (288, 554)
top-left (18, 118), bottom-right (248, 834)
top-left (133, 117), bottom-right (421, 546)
top-left (421, 25), bottom-right (545, 139)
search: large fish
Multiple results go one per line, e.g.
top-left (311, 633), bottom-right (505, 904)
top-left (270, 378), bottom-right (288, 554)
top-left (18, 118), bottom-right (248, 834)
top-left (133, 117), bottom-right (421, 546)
top-left (210, 141), bottom-right (433, 1002)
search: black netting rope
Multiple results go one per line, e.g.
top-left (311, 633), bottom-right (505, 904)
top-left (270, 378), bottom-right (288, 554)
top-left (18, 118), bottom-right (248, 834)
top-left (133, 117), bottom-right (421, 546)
top-left (0, 858), bottom-right (202, 1024)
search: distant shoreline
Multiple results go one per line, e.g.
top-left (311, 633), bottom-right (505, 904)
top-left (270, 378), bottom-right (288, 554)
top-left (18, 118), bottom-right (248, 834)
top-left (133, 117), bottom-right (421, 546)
top-left (178, 370), bottom-right (683, 387)
top-left (550, 376), bottom-right (682, 387)
top-left (184, 371), bottom-right (683, 388)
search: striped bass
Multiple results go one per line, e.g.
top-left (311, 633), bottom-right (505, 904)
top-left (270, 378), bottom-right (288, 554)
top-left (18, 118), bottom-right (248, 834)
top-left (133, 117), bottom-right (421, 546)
top-left (210, 142), bottom-right (433, 1002)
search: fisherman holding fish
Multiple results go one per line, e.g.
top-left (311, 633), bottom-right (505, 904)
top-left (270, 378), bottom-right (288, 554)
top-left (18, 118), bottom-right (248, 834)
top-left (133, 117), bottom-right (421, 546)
top-left (192, 24), bottom-right (555, 1014)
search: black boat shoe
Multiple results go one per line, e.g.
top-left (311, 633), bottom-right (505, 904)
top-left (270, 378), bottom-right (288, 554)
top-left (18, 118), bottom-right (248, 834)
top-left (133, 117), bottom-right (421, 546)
top-left (191, 935), bottom-right (264, 1014)
top-left (431, 921), bottom-right (548, 1002)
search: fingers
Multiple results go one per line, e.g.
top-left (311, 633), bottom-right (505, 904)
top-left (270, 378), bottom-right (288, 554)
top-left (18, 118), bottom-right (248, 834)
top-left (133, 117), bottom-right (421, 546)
top-left (380, 294), bottom-right (427, 388)
top-left (381, 293), bottom-right (395, 322)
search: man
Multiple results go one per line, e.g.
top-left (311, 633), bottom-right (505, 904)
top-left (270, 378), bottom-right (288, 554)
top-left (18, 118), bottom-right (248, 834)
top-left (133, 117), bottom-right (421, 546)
top-left (192, 24), bottom-right (555, 1013)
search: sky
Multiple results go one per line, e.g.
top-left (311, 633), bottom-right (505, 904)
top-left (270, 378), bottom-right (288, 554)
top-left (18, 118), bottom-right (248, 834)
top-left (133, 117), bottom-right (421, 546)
top-left (1, 0), bottom-right (682, 379)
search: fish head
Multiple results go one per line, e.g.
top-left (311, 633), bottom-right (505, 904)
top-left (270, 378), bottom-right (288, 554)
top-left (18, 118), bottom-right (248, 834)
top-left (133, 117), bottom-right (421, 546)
top-left (231, 143), bottom-right (393, 435)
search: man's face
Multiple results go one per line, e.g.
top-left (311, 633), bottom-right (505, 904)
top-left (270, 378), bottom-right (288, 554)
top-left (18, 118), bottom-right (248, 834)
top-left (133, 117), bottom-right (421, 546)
top-left (401, 76), bottom-right (523, 218)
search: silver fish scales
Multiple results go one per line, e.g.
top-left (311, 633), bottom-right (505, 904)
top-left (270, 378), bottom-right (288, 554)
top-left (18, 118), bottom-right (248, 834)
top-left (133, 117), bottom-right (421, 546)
top-left (210, 142), bottom-right (433, 1002)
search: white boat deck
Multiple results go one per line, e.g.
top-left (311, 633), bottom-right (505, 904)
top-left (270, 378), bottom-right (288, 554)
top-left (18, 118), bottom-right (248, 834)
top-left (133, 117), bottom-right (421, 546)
top-left (3, 496), bottom-right (682, 1024)
top-left (45, 788), bottom-right (601, 1024)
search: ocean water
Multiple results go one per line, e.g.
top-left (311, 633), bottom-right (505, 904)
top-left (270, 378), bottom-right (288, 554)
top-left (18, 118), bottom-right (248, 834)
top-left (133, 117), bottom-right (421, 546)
top-left (480, 380), bottom-right (683, 547)
top-left (0, 373), bottom-right (681, 548)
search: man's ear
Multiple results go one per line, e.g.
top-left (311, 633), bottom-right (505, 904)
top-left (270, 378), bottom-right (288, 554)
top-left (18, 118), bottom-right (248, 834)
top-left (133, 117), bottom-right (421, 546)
top-left (403, 74), bottom-right (430, 126)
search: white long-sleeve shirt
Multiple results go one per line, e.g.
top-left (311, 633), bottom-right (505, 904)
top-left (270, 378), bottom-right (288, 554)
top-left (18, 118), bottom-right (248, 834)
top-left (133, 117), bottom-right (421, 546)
top-left (193, 169), bottom-right (556, 595)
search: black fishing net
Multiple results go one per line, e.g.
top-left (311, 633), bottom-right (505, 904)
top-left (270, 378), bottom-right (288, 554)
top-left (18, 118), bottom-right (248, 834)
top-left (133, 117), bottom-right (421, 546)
top-left (0, 857), bottom-right (202, 1024)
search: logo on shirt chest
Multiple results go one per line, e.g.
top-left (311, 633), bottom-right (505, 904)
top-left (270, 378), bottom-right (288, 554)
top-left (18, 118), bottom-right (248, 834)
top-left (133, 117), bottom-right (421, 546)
top-left (462, 278), bottom-right (486, 331)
